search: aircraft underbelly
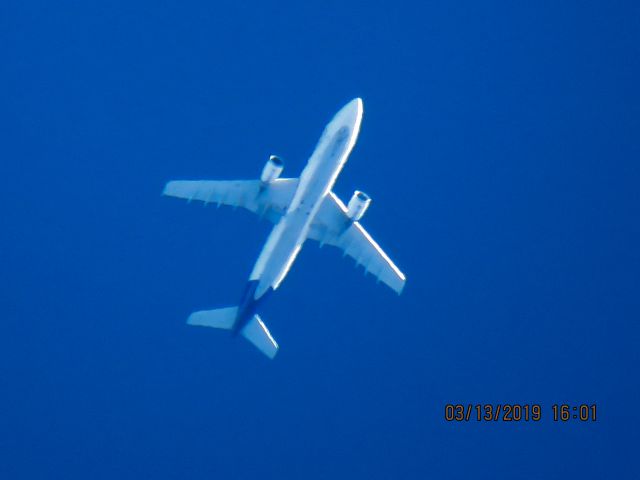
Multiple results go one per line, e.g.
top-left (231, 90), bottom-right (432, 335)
top-left (163, 98), bottom-right (405, 360)
top-left (251, 210), bottom-right (307, 298)
top-left (250, 110), bottom-right (360, 300)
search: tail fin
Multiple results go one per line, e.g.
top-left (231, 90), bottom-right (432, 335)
top-left (187, 306), bottom-right (238, 329)
top-left (187, 308), bottom-right (279, 359)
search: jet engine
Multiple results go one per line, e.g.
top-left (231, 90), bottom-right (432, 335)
top-left (260, 155), bottom-right (284, 183)
top-left (346, 190), bottom-right (371, 221)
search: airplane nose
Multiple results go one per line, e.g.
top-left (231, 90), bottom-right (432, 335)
top-left (345, 97), bottom-right (363, 120)
top-left (335, 97), bottom-right (363, 128)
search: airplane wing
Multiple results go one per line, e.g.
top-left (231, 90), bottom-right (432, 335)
top-left (307, 192), bottom-right (406, 294)
top-left (163, 178), bottom-right (298, 223)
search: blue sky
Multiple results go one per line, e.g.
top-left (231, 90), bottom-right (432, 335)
top-left (1, 1), bottom-right (639, 478)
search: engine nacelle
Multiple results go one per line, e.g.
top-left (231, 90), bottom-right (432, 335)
top-left (346, 190), bottom-right (371, 221)
top-left (260, 155), bottom-right (284, 183)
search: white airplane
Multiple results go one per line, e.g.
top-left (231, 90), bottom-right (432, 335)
top-left (163, 98), bottom-right (405, 358)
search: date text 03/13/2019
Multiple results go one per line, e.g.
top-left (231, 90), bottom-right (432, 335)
top-left (444, 404), bottom-right (597, 422)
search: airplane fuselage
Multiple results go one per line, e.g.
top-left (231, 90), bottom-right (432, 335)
top-left (164, 97), bottom-right (405, 357)
top-left (232, 99), bottom-right (363, 332)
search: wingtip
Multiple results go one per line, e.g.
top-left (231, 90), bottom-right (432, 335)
top-left (161, 181), bottom-right (173, 196)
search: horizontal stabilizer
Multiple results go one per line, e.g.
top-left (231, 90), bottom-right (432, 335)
top-left (187, 307), bottom-right (238, 330)
top-left (241, 315), bottom-right (279, 359)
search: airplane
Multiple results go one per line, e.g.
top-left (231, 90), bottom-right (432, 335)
top-left (163, 98), bottom-right (405, 359)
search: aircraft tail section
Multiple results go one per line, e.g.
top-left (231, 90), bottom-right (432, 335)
top-left (187, 306), bottom-right (238, 329)
top-left (241, 314), bottom-right (279, 359)
top-left (187, 308), bottom-right (279, 359)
